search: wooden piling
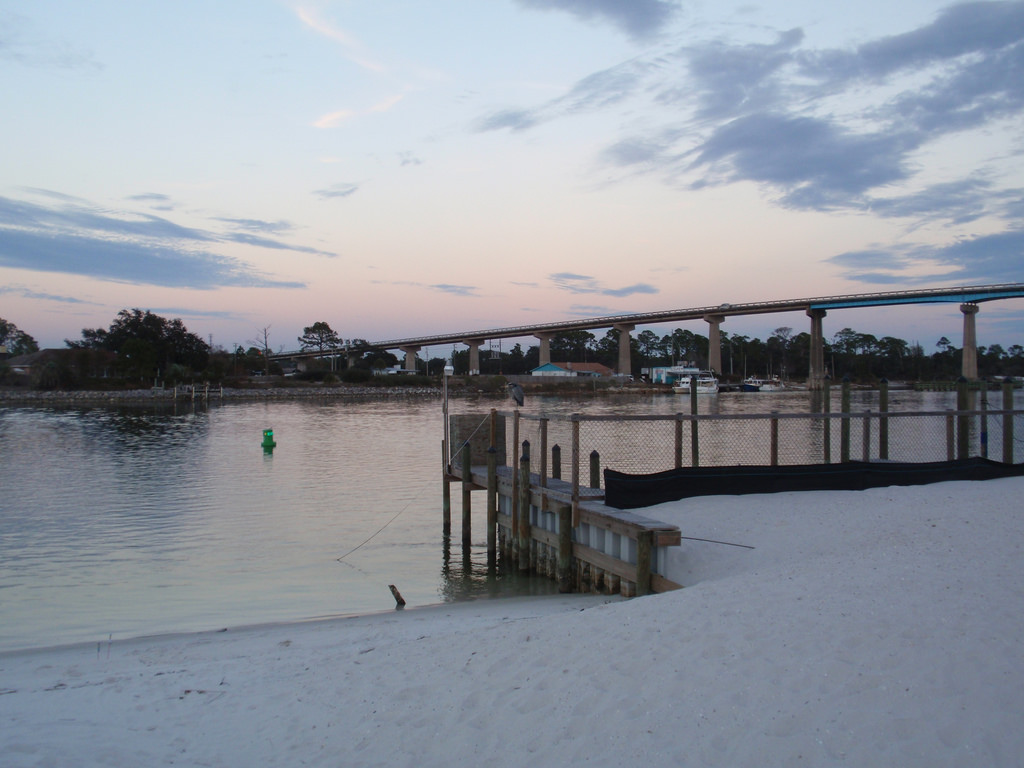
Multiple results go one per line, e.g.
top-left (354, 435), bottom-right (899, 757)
top-left (589, 450), bottom-right (600, 489)
top-left (551, 444), bottom-right (561, 480)
top-left (956, 377), bottom-right (970, 460)
top-left (879, 379), bottom-right (889, 460)
top-left (862, 411), bottom-right (871, 461)
top-left (461, 442), bottom-right (471, 547)
top-left (518, 440), bottom-right (531, 572)
top-left (674, 414), bottom-right (683, 468)
top-left (486, 446), bottom-right (497, 558)
top-left (1003, 377), bottom-right (1015, 464)
top-left (441, 441), bottom-right (451, 536)
top-left (690, 378), bottom-right (699, 467)
top-left (557, 503), bottom-right (573, 592)
top-left (840, 376), bottom-right (851, 463)
top-left (823, 375), bottom-right (832, 464)
top-left (636, 530), bottom-right (653, 597)
top-left (571, 417), bottom-right (581, 528)
top-left (769, 412), bottom-right (779, 466)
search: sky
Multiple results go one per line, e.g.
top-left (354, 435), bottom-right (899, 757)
top-left (2, 0), bottom-right (1024, 355)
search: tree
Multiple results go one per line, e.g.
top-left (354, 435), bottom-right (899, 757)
top-left (298, 322), bottom-right (341, 356)
top-left (248, 326), bottom-right (274, 375)
top-left (549, 331), bottom-right (596, 362)
top-left (0, 318), bottom-right (40, 356)
top-left (66, 309), bottom-right (210, 378)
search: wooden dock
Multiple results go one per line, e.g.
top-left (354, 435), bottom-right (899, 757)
top-left (443, 412), bottom-right (683, 597)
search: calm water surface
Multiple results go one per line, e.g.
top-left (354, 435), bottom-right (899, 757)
top-left (0, 388), bottom-right (1013, 651)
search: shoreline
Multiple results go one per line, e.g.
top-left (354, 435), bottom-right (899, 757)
top-left (4, 478), bottom-right (1023, 765)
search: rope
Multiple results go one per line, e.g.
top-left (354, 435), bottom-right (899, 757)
top-left (680, 535), bottom-right (755, 549)
top-left (336, 493), bottom-right (420, 562)
top-left (446, 412), bottom-right (491, 466)
top-left (337, 412), bottom-right (494, 563)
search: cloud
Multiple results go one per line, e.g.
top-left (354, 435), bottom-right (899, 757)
top-left (315, 183), bottom-right (360, 199)
top-left (0, 10), bottom-right (103, 71)
top-left (429, 284), bottom-right (479, 296)
top-left (313, 110), bottom-right (355, 129)
top-left (0, 284), bottom-right (97, 305)
top-left (293, 6), bottom-right (385, 72)
top-left (549, 272), bottom-right (658, 297)
top-left (475, 59), bottom-right (649, 134)
top-left (371, 279), bottom-right (480, 297)
top-left (0, 193), bottom-right (310, 289)
top-left (513, 0), bottom-right (679, 41)
top-left (827, 229), bottom-right (1024, 285)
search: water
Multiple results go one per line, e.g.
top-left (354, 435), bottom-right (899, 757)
top-left (1, 388), bottom-right (1018, 651)
top-left (0, 396), bottom-right (557, 652)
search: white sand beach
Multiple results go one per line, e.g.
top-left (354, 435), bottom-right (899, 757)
top-left (3, 477), bottom-right (1024, 767)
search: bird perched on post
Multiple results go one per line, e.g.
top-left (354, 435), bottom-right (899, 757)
top-left (507, 382), bottom-right (525, 407)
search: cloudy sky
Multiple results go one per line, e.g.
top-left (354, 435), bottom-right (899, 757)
top-left (2, 0), bottom-right (1023, 353)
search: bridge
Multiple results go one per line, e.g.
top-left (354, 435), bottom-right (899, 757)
top-left (274, 283), bottom-right (1024, 388)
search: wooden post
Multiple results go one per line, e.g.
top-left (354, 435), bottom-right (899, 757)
top-left (442, 441), bottom-right (451, 536)
top-left (979, 383), bottom-right (989, 459)
top-left (690, 378), bottom-right (699, 467)
top-left (511, 411), bottom-right (520, 558)
top-left (840, 376), bottom-right (851, 463)
top-left (770, 412), bottom-right (779, 466)
top-left (957, 377), bottom-right (969, 460)
top-left (946, 412), bottom-right (955, 461)
top-left (461, 442), bottom-right (471, 547)
top-left (571, 417), bottom-right (581, 528)
top-left (879, 378), bottom-right (889, 460)
top-left (518, 440), bottom-right (531, 572)
top-left (589, 450), bottom-right (600, 489)
top-left (540, 418), bottom-right (549, 490)
top-left (862, 411), bottom-right (871, 462)
top-left (1003, 377), bottom-right (1015, 464)
top-left (674, 414), bottom-right (683, 469)
top-left (557, 502), bottom-right (573, 592)
top-left (636, 530), bottom-right (653, 597)
top-left (486, 446), bottom-right (497, 559)
top-left (823, 375), bottom-right (832, 464)
top-left (551, 444), bottom-right (561, 480)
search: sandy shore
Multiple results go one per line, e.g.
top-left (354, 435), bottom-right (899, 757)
top-left (3, 477), bottom-right (1024, 766)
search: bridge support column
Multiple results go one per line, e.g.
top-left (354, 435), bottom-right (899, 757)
top-left (614, 323), bottom-right (635, 376)
top-left (961, 303), bottom-right (979, 380)
top-left (400, 345), bottom-right (421, 373)
top-left (807, 308), bottom-right (827, 390)
top-left (463, 339), bottom-right (484, 375)
top-left (535, 332), bottom-right (554, 367)
top-left (703, 315), bottom-right (724, 374)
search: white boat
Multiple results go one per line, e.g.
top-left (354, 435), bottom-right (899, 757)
top-left (670, 367), bottom-right (719, 394)
top-left (741, 375), bottom-right (785, 392)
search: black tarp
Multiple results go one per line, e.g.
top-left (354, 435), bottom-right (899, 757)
top-left (604, 458), bottom-right (1024, 509)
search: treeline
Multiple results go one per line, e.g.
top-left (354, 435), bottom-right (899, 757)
top-left (452, 326), bottom-right (1024, 381)
top-left (3, 312), bottom-right (1023, 391)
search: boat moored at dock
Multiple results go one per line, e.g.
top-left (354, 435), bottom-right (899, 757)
top-left (669, 366), bottom-right (719, 394)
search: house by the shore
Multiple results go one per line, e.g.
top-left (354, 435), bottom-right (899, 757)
top-left (530, 361), bottom-right (615, 377)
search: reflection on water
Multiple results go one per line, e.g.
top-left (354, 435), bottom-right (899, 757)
top-left (1, 388), bottom-right (1018, 651)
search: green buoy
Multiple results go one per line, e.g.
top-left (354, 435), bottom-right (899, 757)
top-left (262, 428), bottom-right (277, 452)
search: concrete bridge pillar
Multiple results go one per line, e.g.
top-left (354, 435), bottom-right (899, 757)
top-left (961, 303), bottom-right (979, 380)
top-left (400, 345), bottom-right (421, 373)
top-left (535, 332), bottom-right (554, 367)
top-left (806, 308), bottom-right (827, 390)
top-left (613, 323), bottom-right (635, 376)
top-left (703, 315), bottom-right (725, 374)
top-left (463, 338), bottom-right (484, 375)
